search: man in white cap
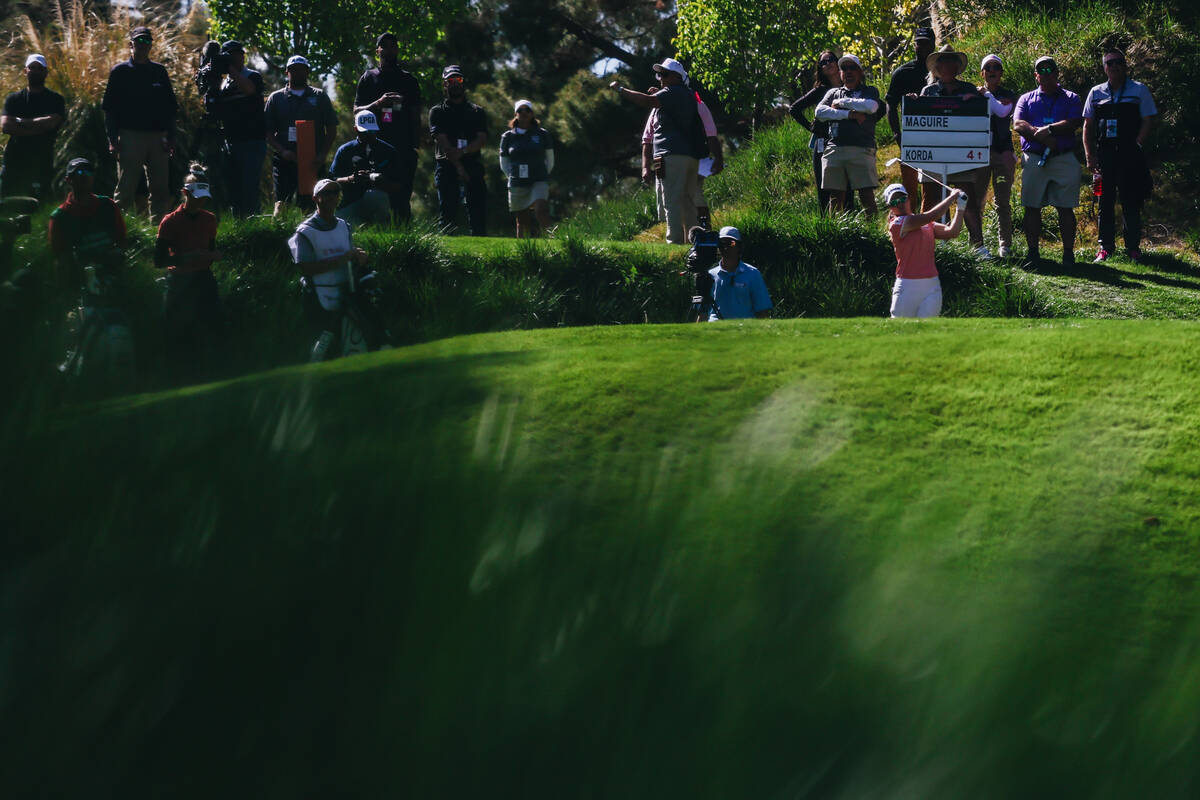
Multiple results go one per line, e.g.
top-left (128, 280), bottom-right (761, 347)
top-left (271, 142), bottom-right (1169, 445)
top-left (610, 57), bottom-right (708, 244)
top-left (329, 110), bottom-right (405, 228)
top-left (1, 54), bottom-right (65, 201)
top-left (706, 226), bottom-right (772, 321)
top-left (264, 55), bottom-right (337, 216)
top-left (816, 54), bottom-right (883, 216)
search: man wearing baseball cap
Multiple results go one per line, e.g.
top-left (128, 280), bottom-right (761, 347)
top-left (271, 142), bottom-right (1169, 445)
top-left (47, 158), bottom-right (127, 288)
top-left (101, 26), bottom-right (179, 222)
top-left (610, 57), bottom-right (708, 244)
top-left (1, 54), bottom-right (65, 202)
top-left (815, 54), bottom-right (884, 216)
top-left (328, 110), bottom-right (406, 228)
top-left (429, 65), bottom-right (489, 235)
top-left (353, 33), bottom-right (423, 223)
top-left (885, 27), bottom-right (936, 207)
top-left (1013, 55), bottom-right (1084, 266)
top-left (706, 226), bottom-right (772, 321)
top-left (264, 55), bottom-right (338, 216)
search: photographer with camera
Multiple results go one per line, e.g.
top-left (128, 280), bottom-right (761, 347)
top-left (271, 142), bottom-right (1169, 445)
top-left (329, 110), bottom-right (405, 228)
top-left (703, 226), bottom-right (771, 322)
top-left (205, 41), bottom-right (267, 216)
top-left (1, 54), bottom-right (65, 203)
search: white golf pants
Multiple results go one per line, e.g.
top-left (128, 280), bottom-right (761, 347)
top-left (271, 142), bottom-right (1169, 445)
top-left (890, 276), bottom-right (942, 318)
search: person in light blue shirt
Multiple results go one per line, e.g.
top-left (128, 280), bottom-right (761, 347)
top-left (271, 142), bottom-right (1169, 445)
top-left (707, 226), bottom-right (772, 321)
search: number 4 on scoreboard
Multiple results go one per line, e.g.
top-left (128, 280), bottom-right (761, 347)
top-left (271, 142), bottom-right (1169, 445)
top-left (966, 149), bottom-right (985, 161)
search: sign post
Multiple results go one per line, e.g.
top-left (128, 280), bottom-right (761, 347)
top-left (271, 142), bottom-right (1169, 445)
top-left (900, 96), bottom-right (990, 214)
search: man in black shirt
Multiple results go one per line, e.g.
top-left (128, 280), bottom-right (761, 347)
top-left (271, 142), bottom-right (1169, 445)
top-left (264, 55), bottom-right (338, 216)
top-left (101, 26), bottom-right (178, 222)
top-left (1, 54), bottom-right (65, 202)
top-left (213, 41), bottom-right (266, 216)
top-left (353, 32), bottom-right (422, 223)
top-left (885, 27), bottom-right (935, 208)
top-left (429, 65), bottom-right (488, 235)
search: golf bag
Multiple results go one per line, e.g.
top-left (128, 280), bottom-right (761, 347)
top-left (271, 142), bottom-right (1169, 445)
top-left (303, 268), bottom-right (391, 362)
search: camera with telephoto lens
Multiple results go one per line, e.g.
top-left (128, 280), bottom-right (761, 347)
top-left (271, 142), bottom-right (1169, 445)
top-left (194, 41), bottom-right (231, 112)
top-left (685, 227), bottom-right (721, 322)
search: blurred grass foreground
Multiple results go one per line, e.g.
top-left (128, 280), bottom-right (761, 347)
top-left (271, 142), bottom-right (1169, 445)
top-left (6, 318), bottom-right (1200, 797)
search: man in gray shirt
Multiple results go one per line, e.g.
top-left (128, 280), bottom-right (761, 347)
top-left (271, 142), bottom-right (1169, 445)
top-left (611, 58), bottom-right (704, 244)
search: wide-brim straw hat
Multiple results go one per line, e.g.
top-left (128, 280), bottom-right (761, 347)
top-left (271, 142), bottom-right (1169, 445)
top-left (926, 44), bottom-right (968, 73)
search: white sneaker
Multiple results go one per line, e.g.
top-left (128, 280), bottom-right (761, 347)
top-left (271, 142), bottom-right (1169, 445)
top-left (975, 245), bottom-right (993, 260)
top-left (998, 245), bottom-right (1011, 258)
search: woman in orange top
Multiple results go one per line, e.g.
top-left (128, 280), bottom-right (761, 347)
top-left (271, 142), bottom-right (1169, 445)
top-left (882, 182), bottom-right (965, 318)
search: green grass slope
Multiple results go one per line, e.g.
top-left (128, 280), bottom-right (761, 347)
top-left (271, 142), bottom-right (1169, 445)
top-left (7, 318), bottom-right (1200, 797)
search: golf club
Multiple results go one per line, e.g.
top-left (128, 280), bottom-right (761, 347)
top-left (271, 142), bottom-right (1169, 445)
top-left (884, 157), bottom-right (955, 191)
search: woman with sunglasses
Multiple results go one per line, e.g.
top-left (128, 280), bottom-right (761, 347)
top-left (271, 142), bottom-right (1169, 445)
top-left (498, 99), bottom-right (554, 238)
top-left (974, 54), bottom-right (1018, 258)
top-left (790, 51), bottom-right (851, 214)
top-left (154, 163), bottom-right (223, 378)
top-left (882, 182), bottom-right (965, 318)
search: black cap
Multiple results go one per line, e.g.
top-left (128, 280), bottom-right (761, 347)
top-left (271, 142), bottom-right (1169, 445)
top-left (129, 26), bottom-right (152, 41)
top-left (220, 40), bottom-right (245, 54)
top-left (376, 33), bottom-right (397, 47)
top-left (66, 157), bottom-right (93, 175)
top-left (914, 27), bottom-right (935, 42)
top-left (442, 65), bottom-right (464, 79)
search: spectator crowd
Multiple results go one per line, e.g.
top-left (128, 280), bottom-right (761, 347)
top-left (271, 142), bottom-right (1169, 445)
top-left (0, 22), bottom-right (1163, 359)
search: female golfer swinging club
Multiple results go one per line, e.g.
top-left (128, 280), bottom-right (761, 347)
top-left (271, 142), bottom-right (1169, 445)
top-left (882, 182), bottom-right (965, 318)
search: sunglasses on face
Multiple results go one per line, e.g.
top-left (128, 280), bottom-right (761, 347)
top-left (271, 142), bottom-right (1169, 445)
top-left (1105, 58), bottom-right (1126, 67)
top-left (133, 36), bottom-right (152, 45)
top-left (69, 169), bottom-right (93, 177)
top-left (841, 64), bottom-right (860, 72)
top-left (819, 58), bottom-right (837, 66)
top-left (1036, 66), bottom-right (1057, 75)
top-left (888, 194), bottom-right (908, 207)
top-left (445, 76), bottom-right (464, 85)
top-left (983, 65), bottom-right (1002, 73)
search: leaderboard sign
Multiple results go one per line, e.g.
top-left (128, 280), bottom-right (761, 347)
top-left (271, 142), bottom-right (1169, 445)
top-left (901, 96), bottom-right (990, 176)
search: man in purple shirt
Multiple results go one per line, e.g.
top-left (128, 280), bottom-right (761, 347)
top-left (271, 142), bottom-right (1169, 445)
top-left (1013, 56), bottom-right (1084, 266)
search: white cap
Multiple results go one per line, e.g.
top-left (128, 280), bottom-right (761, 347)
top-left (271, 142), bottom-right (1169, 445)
top-left (354, 110), bottom-right (380, 132)
top-left (652, 58), bottom-right (688, 83)
top-left (25, 54), bottom-right (47, 69)
top-left (285, 55), bottom-right (310, 70)
top-left (981, 53), bottom-right (1003, 70)
top-left (838, 54), bottom-right (863, 69)
top-left (313, 178), bottom-right (339, 196)
top-left (718, 226), bottom-right (741, 242)
top-left (513, 98), bottom-right (534, 114)
top-left (882, 183), bottom-right (908, 204)
top-left (183, 181), bottom-right (211, 199)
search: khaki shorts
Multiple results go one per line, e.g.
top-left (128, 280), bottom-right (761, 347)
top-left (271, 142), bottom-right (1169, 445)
top-left (821, 145), bottom-right (878, 191)
top-left (508, 181), bottom-right (549, 211)
top-left (1020, 151), bottom-right (1082, 209)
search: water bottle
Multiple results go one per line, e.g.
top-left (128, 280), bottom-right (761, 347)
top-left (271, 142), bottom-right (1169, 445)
top-left (1092, 172), bottom-right (1103, 197)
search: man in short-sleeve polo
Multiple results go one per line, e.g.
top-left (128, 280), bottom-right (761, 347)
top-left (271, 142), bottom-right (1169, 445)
top-left (1081, 49), bottom-right (1157, 261)
top-left (1, 54), bottom-right (65, 201)
top-left (707, 226), bottom-right (771, 321)
top-left (1013, 56), bottom-right (1084, 265)
top-left (264, 55), bottom-right (337, 214)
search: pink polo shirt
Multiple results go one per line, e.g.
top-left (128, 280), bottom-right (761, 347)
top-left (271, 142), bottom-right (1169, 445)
top-left (888, 215), bottom-right (938, 279)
